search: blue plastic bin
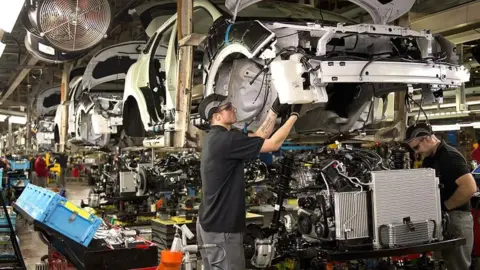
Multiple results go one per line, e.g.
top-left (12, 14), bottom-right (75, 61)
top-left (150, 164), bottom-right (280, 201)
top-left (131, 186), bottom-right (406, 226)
top-left (8, 176), bottom-right (30, 188)
top-left (15, 185), bottom-right (101, 247)
top-left (8, 160), bottom-right (30, 171)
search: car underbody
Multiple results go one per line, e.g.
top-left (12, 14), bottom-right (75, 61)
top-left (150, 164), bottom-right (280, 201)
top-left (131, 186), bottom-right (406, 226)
top-left (202, 20), bottom-right (468, 134)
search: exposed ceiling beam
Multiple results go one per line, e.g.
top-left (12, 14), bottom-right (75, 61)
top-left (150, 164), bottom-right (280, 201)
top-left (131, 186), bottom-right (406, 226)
top-left (413, 86), bottom-right (480, 100)
top-left (0, 100), bottom-right (28, 107)
top-left (411, 1), bottom-right (480, 42)
top-left (0, 64), bottom-right (44, 69)
top-left (0, 54), bottom-right (39, 103)
top-left (444, 29), bottom-right (480, 45)
top-left (340, 6), bottom-right (365, 20)
top-left (338, 1), bottom-right (480, 44)
top-left (0, 109), bottom-right (26, 117)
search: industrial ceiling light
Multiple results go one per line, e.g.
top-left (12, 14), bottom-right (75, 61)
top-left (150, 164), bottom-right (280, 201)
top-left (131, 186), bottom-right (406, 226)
top-left (0, 0), bottom-right (25, 33)
top-left (8, 116), bottom-right (26, 125)
top-left (431, 124), bottom-right (461, 131)
top-left (0, 114), bottom-right (8, 122)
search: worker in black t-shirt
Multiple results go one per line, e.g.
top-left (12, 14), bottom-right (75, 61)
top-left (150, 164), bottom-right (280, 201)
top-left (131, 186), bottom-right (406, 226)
top-left (405, 123), bottom-right (476, 270)
top-left (196, 94), bottom-right (300, 270)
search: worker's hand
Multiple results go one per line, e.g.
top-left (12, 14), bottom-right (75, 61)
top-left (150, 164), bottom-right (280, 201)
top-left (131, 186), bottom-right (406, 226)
top-left (290, 104), bottom-right (303, 117)
top-left (444, 200), bottom-right (453, 211)
top-left (270, 97), bottom-right (290, 116)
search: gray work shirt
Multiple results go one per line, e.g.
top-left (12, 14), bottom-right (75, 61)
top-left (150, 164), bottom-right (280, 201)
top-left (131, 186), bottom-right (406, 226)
top-left (198, 125), bottom-right (264, 233)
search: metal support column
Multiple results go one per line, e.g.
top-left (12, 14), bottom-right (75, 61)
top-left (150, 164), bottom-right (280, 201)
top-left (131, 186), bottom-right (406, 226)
top-left (394, 13), bottom-right (410, 138)
top-left (173, 0), bottom-right (193, 148)
top-left (456, 43), bottom-right (467, 112)
top-left (26, 83), bottom-right (32, 154)
top-left (59, 63), bottom-right (73, 153)
top-left (7, 121), bottom-right (12, 152)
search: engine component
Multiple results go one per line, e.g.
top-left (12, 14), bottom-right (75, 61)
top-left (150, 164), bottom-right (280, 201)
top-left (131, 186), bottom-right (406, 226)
top-left (88, 191), bottom-right (100, 208)
top-left (371, 169), bottom-right (442, 249)
top-left (245, 159), bottom-right (269, 184)
top-left (119, 172), bottom-right (137, 195)
top-left (291, 164), bottom-right (317, 190)
top-left (379, 219), bottom-right (436, 248)
top-left (389, 146), bottom-right (410, 169)
top-left (251, 239), bottom-right (276, 268)
top-left (334, 191), bottom-right (369, 240)
top-left (135, 166), bottom-right (149, 196)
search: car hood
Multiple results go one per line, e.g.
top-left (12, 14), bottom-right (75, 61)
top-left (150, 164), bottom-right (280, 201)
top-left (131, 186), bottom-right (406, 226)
top-left (224, 0), bottom-right (415, 25)
top-left (82, 41), bottom-right (146, 91)
top-left (129, 1), bottom-right (177, 37)
top-left (36, 85), bottom-right (61, 116)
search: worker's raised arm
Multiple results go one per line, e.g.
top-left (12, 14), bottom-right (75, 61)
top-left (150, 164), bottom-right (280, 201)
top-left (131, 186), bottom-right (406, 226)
top-left (250, 111), bottom-right (278, 139)
top-left (260, 105), bottom-right (302, 153)
top-left (249, 97), bottom-right (290, 139)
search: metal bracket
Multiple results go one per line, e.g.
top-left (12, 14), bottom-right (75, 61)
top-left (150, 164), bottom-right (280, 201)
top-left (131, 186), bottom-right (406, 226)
top-left (316, 30), bottom-right (335, 56)
top-left (178, 33), bottom-right (207, 47)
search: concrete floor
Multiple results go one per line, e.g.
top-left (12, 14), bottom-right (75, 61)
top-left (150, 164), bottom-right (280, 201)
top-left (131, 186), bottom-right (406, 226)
top-left (16, 181), bottom-right (91, 270)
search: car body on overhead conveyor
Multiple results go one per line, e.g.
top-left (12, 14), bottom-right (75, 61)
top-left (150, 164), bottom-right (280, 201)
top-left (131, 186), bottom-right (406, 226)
top-left (123, 0), bottom-right (469, 146)
top-left (53, 41), bottom-right (147, 148)
top-left (35, 85), bottom-right (61, 151)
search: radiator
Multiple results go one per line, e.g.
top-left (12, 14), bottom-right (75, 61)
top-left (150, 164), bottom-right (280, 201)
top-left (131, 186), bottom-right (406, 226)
top-left (371, 169), bottom-right (442, 249)
top-left (379, 219), bottom-right (436, 248)
top-left (334, 191), bottom-right (370, 240)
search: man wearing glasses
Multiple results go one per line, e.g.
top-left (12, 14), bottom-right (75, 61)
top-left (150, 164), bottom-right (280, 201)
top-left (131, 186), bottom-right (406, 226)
top-left (196, 93), bottom-right (301, 270)
top-left (405, 123), bottom-right (476, 269)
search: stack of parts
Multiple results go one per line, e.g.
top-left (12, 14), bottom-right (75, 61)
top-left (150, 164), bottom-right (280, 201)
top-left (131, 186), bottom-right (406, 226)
top-left (151, 218), bottom-right (197, 261)
top-left (94, 227), bottom-right (151, 248)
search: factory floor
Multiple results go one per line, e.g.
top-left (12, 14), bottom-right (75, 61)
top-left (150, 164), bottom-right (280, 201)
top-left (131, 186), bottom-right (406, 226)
top-left (16, 181), bottom-right (91, 270)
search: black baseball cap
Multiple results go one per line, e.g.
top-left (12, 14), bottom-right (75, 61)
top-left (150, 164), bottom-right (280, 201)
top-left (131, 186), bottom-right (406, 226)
top-left (404, 123), bottom-right (433, 143)
top-left (198, 94), bottom-right (229, 121)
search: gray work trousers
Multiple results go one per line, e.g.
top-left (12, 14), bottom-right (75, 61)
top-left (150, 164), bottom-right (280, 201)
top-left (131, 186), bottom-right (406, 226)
top-left (57, 169), bottom-right (65, 188)
top-left (196, 220), bottom-right (245, 270)
top-left (34, 175), bottom-right (47, 188)
top-left (440, 210), bottom-right (474, 270)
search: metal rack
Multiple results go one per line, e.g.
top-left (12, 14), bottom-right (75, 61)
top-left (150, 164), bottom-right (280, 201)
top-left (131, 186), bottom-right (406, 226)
top-left (0, 193), bottom-right (25, 269)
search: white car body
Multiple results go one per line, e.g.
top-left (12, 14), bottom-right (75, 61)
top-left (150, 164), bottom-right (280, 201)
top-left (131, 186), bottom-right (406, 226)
top-left (123, 0), bottom-right (469, 144)
top-left (35, 85), bottom-right (61, 151)
top-left (123, 0), bottom-right (222, 139)
top-left (54, 41), bottom-right (146, 147)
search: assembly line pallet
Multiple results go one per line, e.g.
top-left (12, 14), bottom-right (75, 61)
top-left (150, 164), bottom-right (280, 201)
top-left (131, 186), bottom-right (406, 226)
top-left (14, 203), bottom-right (159, 270)
top-left (318, 238), bottom-right (466, 262)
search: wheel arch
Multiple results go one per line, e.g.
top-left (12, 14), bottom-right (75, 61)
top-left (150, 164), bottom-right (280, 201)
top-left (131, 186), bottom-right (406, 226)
top-left (123, 96), bottom-right (146, 137)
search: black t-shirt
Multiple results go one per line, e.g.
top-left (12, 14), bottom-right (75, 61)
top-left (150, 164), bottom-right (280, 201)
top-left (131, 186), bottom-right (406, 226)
top-left (55, 153), bottom-right (69, 168)
top-left (198, 125), bottom-right (265, 233)
top-left (423, 140), bottom-right (472, 211)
